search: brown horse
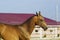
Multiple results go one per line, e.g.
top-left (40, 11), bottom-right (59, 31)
top-left (0, 11), bottom-right (48, 40)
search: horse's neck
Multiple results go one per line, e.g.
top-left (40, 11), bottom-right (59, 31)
top-left (27, 18), bottom-right (35, 34)
top-left (20, 16), bottom-right (35, 35)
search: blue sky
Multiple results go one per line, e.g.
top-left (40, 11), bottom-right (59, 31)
top-left (0, 0), bottom-right (60, 21)
top-left (58, 0), bottom-right (60, 21)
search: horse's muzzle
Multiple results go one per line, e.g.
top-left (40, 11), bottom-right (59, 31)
top-left (44, 27), bottom-right (48, 31)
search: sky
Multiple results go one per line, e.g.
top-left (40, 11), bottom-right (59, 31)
top-left (58, 0), bottom-right (60, 21)
top-left (0, 0), bottom-right (60, 21)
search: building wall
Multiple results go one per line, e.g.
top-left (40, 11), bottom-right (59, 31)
top-left (30, 25), bottom-right (60, 40)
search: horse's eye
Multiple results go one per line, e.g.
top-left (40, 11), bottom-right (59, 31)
top-left (40, 20), bottom-right (43, 22)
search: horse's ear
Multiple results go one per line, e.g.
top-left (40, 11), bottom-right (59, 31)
top-left (39, 11), bottom-right (41, 15)
top-left (36, 12), bottom-right (38, 16)
top-left (36, 11), bottom-right (41, 16)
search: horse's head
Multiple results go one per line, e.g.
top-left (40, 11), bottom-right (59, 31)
top-left (34, 11), bottom-right (48, 31)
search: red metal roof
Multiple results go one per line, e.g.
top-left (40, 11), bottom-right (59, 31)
top-left (0, 13), bottom-right (60, 25)
top-left (44, 17), bottom-right (59, 25)
top-left (0, 13), bottom-right (35, 25)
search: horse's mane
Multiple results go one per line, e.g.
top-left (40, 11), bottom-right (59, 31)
top-left (20, 15), bottom-right (36, 26)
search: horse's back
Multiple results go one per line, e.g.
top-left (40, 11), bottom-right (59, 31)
top-left (0, 23), bottom-right (20, 40)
